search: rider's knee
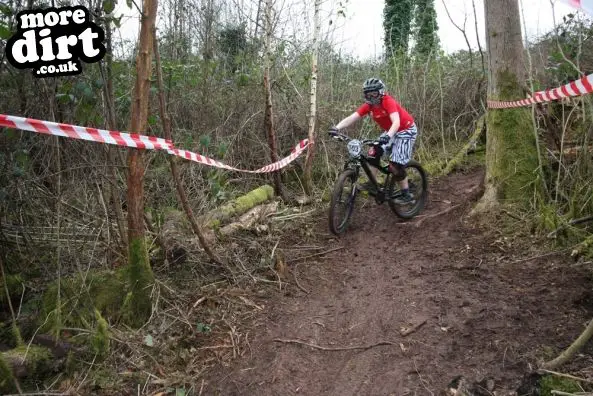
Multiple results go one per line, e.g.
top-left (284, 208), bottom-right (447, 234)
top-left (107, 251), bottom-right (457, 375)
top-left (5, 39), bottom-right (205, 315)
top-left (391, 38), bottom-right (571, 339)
top-left (389, 162), bottom-right (407, 181)
top-left (367, 145), bottom-right (384, 167)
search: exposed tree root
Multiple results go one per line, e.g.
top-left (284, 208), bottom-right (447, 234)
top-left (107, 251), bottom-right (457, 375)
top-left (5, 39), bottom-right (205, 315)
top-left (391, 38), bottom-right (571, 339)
top-left (542, 316), bottom-right (593, 370)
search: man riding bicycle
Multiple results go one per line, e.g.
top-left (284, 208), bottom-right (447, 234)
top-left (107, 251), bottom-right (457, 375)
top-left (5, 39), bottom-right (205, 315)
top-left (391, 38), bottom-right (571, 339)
top-left (330, 78), bottom-right (418, 204)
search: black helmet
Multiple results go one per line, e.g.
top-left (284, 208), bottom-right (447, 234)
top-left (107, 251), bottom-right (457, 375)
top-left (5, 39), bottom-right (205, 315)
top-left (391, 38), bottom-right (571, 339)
top-left (363, 78), bottom-right (386, 94)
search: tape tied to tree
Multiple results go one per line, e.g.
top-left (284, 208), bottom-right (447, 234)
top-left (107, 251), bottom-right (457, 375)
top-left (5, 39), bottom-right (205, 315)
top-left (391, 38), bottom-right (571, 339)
top-left (487, 73), bottom-right (593, 109)
top-left (558, 0), bottom-right (593, 16)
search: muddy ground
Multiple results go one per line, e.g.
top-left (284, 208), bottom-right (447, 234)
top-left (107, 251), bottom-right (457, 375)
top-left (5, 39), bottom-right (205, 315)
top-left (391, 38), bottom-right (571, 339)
top-left (202, 167), bottom-right (593, 395)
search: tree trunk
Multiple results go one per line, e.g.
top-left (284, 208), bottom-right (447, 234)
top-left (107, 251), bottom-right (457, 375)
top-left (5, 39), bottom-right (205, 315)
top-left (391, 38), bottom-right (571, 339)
top-left (476, 0), bottom-right (541, 211)
top-left (152, 28), bottom-right (221, 264)
top-left (124, 0), bottom-right (158, 327)
top-left (303, 0), bottom-right (320, 197)
top-left (263, 0), bottom-right (283, 198)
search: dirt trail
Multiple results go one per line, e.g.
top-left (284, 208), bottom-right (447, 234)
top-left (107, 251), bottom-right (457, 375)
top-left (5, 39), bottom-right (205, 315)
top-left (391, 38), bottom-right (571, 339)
top-left (205, 168), bottom-right (592, 395)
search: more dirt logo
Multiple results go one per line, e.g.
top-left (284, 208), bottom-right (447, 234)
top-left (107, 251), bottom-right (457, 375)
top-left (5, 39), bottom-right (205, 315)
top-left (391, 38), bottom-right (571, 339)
top-left (5, 6), bottom-right (105, 77)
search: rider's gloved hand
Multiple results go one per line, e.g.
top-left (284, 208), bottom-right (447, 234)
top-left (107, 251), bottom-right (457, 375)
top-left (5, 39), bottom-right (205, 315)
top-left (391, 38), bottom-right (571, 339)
top-left (378, 132), bottom-right (391, 145)
top-left (328, 127), bottom-right (340, 138)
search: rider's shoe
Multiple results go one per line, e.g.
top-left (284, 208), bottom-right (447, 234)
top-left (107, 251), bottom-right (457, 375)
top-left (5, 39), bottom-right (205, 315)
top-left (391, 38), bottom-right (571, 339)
top-left (393, 190), bottom-right (414, 204)
top-left (358, 181), bottom-right (377, 194)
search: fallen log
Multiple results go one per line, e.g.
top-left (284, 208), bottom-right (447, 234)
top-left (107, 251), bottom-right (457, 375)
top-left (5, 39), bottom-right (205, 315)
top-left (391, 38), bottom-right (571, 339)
top-left (200, 184), bottom-right (275, 228)
top-left (2, 345), bottom-right (53, 380)
top-left (548, 145), bottom-right (593, 168)
top-left (442, 115), bottom-right (485, 176)
top-left (156, 186), bottom-right (277, 250)
top-left (1, 339), bottom-right (73, 393)
top-left (550, 144), bottom-right (593, 159)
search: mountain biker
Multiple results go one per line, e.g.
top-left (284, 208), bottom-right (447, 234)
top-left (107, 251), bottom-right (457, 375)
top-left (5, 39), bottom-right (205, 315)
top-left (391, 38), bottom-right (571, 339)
top-left (329, 77), bottom-right (417, 204)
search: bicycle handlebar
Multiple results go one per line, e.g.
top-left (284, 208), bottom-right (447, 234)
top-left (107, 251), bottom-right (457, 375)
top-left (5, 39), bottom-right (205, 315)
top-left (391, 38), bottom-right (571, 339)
top-left (328, 130), bottom-right (350, 141)
top-left (328, 131), bottom-right (380, 146)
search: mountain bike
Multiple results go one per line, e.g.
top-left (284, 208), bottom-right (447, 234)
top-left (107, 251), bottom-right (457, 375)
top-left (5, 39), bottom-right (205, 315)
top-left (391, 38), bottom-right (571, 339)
top-left (328, 130), bottom-right (428, 235)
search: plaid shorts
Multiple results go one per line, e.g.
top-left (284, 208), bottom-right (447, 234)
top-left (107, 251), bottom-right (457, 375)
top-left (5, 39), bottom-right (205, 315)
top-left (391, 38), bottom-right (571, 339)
top-left (382, 123), bottom-right (418, 165)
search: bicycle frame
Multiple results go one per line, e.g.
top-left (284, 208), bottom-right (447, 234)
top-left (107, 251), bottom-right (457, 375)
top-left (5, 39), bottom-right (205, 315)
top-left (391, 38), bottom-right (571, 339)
top-left (331, 131), bottom-right (395, 204)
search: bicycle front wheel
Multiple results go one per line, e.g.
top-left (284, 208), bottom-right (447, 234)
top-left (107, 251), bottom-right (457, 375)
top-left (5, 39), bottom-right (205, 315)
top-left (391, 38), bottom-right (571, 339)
top-left (329, 168), bottom-right (358, 235)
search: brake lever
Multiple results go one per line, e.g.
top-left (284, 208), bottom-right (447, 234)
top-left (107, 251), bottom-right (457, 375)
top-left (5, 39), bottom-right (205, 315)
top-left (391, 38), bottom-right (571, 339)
top-left (328, 131), bottom-right (344, 141)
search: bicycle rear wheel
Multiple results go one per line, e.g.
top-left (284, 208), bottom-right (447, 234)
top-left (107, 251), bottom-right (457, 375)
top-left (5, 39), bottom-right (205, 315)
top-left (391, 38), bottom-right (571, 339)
top-left (329, 169), bottom-right (358, 235)
top-left (386, 160), bottom-right (428, 219)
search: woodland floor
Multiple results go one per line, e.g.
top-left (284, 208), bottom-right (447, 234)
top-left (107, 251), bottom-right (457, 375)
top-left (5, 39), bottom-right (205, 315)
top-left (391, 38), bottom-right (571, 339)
top-left (198, 167), bottom-right (593, 395)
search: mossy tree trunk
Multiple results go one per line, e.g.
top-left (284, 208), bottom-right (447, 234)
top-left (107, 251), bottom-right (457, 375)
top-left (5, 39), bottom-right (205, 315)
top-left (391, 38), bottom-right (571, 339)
top-left (124, 0), bottom-right (158, 327)
top-left (477, 0), bottom-right (541, 210)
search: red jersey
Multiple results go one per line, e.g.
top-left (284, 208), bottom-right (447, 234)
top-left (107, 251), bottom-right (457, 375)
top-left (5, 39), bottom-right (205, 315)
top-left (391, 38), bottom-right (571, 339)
top-left (356, 94), bottom-right (414, 132)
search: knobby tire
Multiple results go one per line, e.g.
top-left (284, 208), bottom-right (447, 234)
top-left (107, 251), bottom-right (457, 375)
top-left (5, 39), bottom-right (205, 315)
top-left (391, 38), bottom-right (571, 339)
top-left (329, 168), bottom-right (357, 235)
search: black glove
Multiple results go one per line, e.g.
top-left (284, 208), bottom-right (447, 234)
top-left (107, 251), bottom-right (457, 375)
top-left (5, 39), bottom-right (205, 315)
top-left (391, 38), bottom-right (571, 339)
top-left (328, 127), bottom-right (341, 138)
top-left (378, 132), bottom-right (391, 145)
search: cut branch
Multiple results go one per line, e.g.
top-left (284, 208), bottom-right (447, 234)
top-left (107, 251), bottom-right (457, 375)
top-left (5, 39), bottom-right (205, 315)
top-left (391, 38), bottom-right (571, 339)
top-left (537, 369), bottom-right (593, 385)
top-left (292, 262), bottom-right (309, 294)
top-left (510, 248), bottom-right (572, 265)
top-left (399, 319), bottom-right (427, 337)
top-left (291, 246), bottom-right (345, 262)
top-left (415, 205), bottom-right (461, 228)
top-left (273, 338), bottom-right (395, 351)
top-left (547, 215), bottom-right (593, 239)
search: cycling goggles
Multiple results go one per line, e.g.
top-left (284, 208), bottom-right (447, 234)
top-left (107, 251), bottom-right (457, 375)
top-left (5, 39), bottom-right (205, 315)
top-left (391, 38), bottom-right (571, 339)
top-left (364, 91), bottom-right (381, 100)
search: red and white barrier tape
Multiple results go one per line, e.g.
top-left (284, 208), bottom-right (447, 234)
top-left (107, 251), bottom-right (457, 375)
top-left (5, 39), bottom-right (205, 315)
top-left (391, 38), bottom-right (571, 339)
top-left (488, 73), bottom-right (593, 109)
top-left (487, 1), bottom-right (593, 108)
top-left (0, 114), bottom-right (309, 173)
top-left (168, 139), bottom-right (309, 174)
top-left (559, 0), bottom-right (593, 16)
top-left (0, 114), bottom-right (174, 150)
